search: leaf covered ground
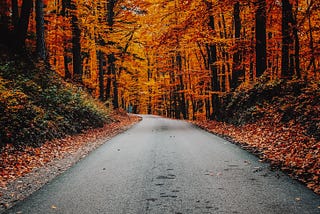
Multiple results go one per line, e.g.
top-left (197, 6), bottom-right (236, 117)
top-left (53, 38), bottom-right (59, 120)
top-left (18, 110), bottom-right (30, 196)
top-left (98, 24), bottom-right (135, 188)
top-left (195, 79), bottom-right (320, 195)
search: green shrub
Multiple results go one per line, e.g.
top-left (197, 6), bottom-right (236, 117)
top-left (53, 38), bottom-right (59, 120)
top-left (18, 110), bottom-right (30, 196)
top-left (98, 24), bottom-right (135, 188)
top-left (0, 58), bottom-right (110, 151)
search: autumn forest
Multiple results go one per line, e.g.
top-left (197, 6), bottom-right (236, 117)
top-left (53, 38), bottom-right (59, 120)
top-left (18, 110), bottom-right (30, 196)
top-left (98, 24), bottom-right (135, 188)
top-left (0, 0), bottom-right (318, 119)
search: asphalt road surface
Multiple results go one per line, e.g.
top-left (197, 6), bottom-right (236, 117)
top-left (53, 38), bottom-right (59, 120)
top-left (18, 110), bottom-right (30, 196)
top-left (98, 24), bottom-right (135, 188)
top-left (4, 115), bottom-right (320, 214)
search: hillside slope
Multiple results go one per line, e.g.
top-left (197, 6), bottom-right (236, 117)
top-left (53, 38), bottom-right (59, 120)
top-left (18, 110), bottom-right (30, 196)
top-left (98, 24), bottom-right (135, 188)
top-left (218, 79), bottom-right (320, 141)
top-left (0, 48), bottom-right (111, 151)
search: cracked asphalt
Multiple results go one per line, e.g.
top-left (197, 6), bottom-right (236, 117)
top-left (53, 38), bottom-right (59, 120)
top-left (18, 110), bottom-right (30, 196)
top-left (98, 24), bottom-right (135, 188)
top-left (4, 115), bottom-right (320, 214)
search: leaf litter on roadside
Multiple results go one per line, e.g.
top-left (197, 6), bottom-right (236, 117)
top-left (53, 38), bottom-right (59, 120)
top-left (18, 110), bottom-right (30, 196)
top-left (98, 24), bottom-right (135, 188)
top-left (194, 119), bottom-right (320, 195)
top-left (0, 114), bottom-right (141, 190)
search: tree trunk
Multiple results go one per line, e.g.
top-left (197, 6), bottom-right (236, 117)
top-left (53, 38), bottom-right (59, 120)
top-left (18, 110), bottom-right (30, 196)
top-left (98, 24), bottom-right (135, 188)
top-left (14, 0), bottom-right (33, 51)
top-left (255, 0), bottom-right (267, 77)
top-left (107, 0), bottom-right (115, 27)
top-left (61, 0), bottom-right (71, 79)
top-left (98, 51), bottom-right (105, 101)
top-left (106, 0), bottom-right (118, 108)
top-left (281, 0), bottom-right (293, 79)
top-left (12, 0), bottom-right (19, 30)
top-left (35, 0), bottom-right (46, 60)
top-left (62, 0), bottom-right (82, 82)
top-left (208, 19), bottom-right (220, 119)
top-left (71, 10), bottom-right (82, 82)
top-left (306, 0), bottom-right (316, 76)
top-left (293, 27), bottom-right (300, 78)
top-left (113, 74), bottom-right (119, 108)
top-left (231, 1), bottom-right (244, 90)
top-left (106, 54), bottom-right (115, 101)
top-left (64, 54), bottom-right (72, 79)
top-left (176, 53), bottom-right (187, 119)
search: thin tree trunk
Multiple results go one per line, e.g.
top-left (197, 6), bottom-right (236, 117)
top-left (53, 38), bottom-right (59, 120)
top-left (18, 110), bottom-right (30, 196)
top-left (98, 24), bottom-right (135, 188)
top-left (98, 51), bottom-right (105, 101)
top-left (293, 26), bottom-right (300, 78)
top-left (61, 0), bottom-right (71, 79)
top-left (113, 73), bottom-right (119, 108)
top-left (106, 53), bottom-right (115, 102)
top-left (255, 0), bottom-right (267, 77)
top-left (64, 53), bottom-right (72, 79)
top-left (176, 53), bottom-right (187, 119)
top-left (205, 1), bottom-right (220, 120)
top-left (306, 0), bottom-right (316, 76)
top-left (232, 1), bottom-right (243, 90)
top-left (36, 0), bottom-right (47, 60)
top-left (106, 0), bottom-right (119, 108)
top-left (281, 0), bottom-right (293, 78)
top-left (71, 10), bottom-right (82, 82)
top-left (62, 0), bottom-right (82, 82)
top-left (11, 0), bottom-right (19, 30)
top-left (14, 0), bottom-right (33, 51)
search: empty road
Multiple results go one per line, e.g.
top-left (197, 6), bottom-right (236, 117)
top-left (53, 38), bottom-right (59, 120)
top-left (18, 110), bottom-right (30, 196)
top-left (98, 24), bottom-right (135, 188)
top-left (4, 115), bottom-right (320, 214)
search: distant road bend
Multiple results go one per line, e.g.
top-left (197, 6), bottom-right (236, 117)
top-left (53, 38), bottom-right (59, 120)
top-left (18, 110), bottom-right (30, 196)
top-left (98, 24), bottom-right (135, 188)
top-left (4, 115), bottom-right (320, 214)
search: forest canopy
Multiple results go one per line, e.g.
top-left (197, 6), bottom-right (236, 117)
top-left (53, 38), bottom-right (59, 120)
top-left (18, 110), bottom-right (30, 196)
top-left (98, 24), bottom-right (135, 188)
top-left (0, 0), bottom-right (319, 120)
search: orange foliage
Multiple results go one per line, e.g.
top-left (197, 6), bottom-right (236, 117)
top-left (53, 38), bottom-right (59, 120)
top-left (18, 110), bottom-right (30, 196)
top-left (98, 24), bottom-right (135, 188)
top-left (0, 0), bottom-right (319, 118)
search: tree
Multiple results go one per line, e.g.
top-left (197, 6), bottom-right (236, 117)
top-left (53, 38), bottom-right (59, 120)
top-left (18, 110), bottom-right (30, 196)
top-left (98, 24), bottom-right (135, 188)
top-left (231, 1), bottom-right (244, 89)
top-left (255, 0), bottom-right (267, 77)
top-left (12, 0), bottom-right (19, 30)
top-left (36, 0), bottom-right (47, 60)
top-left (206, 1), bottom-right (220, 119)
top-left (14, 0), bottom-right (33, 51)
top-left (281, 0), bottom-right (294, 79)
top-left (105, 0), bottom-right (117, 107)
top-left (70, 1), bottom-right (82, 83)
top-left (61, 0), bottom-right (82, 82)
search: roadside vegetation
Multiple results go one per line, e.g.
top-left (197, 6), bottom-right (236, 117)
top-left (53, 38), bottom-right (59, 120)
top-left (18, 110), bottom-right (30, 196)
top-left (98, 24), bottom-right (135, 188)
top-left (0, 49), bottom-right (111, 151)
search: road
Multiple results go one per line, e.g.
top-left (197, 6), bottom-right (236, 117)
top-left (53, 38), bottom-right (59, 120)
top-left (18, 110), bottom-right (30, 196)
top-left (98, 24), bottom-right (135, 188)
top-left (4, 115), bottom-right (320, 214)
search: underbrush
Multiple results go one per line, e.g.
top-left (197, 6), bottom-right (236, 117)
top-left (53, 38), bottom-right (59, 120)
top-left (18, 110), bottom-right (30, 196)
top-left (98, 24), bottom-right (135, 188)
top-left (0, 55), bottom-right (111, 150)
top-left (218, 79), bottom-right (320, 140)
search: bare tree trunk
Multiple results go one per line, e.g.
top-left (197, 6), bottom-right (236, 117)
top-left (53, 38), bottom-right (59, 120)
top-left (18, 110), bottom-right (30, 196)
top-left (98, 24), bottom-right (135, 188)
top-left (306, 0), bottom-right (316, 76)
top-left (62, 0), bottom-right (82, 82)
top-left (255, 0), bottom-right (267, 77)
top-left (206, 2), bottom-right (220, 120)
top-left (36, 0), bottom-right (47, 60)
top-left (14, 0), bottom-right (33, 51)
top-left (113, 73), bottom-right (119, 108)
top-left (176, 53), bottom-right (187, 119)
top-left (98, 51), bottom-right (105, 101)
top-left (106, 54), bottom-right (114, 101)
top-left (231, 1), bottom-right (244, 90)
top-left (12, 0), bottom-right (19, 30)
top-left (281, 0), bottom-right (294, 79)
top-left (71, 9), bottom-right (82, 82)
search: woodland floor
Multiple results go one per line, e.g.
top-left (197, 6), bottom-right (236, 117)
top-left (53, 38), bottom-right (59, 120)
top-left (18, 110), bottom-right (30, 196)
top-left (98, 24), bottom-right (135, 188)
top-left (0, 113), bottom-right (141, 212)
top-left (193, 118), bottom-right (320, 196)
